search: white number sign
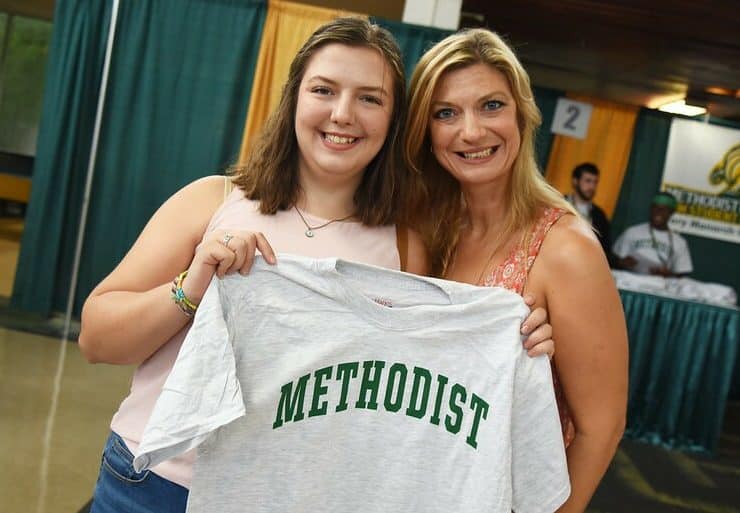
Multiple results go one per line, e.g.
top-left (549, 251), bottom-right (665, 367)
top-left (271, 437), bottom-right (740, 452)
top-left (551, 98), bottom-right (593, 140)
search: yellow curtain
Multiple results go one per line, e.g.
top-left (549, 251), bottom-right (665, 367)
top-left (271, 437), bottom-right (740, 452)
top-left (544, 94), bottom-right (638, 217)
top-left (237, 0), bottom-right (362, 163)
top-left (0, 175), bottom-right (31, 202)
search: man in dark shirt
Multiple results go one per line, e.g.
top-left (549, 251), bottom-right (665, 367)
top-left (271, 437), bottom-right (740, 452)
top-left (565, 163), bottom-right (614, 266)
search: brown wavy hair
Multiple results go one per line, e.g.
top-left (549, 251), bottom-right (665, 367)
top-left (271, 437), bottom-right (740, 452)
top-left (404, 28), bottom-right (575, 276)
top-left (231, 17), bottom-right (408, 226)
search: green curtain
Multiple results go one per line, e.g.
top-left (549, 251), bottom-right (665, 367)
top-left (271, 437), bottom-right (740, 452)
top-left (374, 18), bottom-right (451, 80)
top-left (611, 109), bottom-right (740, 296)
top-left (532, 86), bottom-right (560, 172)
top-left (11, 0), bottom-right (113, 315)
top-left (12, 0), bottom-right (267, 315)
top-left (611, 109), bottom-right (673, 238)
top-left (620, 290), bottom-right (739, 454)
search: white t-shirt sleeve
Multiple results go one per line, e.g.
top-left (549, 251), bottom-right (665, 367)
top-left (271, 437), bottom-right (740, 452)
top-left (612, 226), bottom-right (635, 258)
top-left (672, 235), bottom-right (693, 274)
top-left (133, 278), bottom-right (246, 472)
top-left (511, 352), bottom-right (571, 513)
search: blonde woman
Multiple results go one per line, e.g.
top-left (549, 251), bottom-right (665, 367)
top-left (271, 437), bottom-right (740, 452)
top-left (405, 29), bottom-right (628, 512)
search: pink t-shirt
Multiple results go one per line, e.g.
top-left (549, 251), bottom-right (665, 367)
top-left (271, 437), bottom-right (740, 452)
top-left (110, 187), bottom-right (400, 487)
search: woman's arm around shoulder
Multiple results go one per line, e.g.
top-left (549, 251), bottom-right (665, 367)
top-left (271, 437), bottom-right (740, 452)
top-left (78, 175), bottom-right (228, 365)
top-left (531, 214), bottom-right (629, 513)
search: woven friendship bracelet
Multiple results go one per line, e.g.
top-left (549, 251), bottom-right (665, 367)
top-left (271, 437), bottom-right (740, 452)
top-left (171, 270), bottom-right (198, 317)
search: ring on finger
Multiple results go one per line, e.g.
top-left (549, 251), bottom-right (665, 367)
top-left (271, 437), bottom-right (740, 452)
top-left (223, 234), bottom-right (234, 248)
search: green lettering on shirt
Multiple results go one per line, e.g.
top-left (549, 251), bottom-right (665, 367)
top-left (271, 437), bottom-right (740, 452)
top-left (335, 362), bottom-right (359, 412)
top-left (273, 373), bottom-right (310, 429)
top-left (308, 366), bottom-right (333, 418)
top-left (383, 363), bottom-right (408, 412)
top-left (355, 360), bottom-right (386, 410)
top-left (405, 366), bottom-right (432, 419)
top-left (445, 383), bottom-right (467, 434)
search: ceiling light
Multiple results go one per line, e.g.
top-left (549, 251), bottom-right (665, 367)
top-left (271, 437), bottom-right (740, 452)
top-left (657, 99), bottom-right (707, 116)
top-left (705, 86), bottom-right (733, 96)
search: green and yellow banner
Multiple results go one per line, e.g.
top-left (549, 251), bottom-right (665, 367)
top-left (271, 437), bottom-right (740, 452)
top-left (661, 118), bottom-right (740, 243)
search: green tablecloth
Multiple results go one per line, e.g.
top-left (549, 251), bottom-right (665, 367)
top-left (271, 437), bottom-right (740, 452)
top-left (620, 289), bottom-right (739, 454)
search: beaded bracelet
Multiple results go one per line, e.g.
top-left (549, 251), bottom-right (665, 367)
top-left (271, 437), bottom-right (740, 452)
top-left (171, 270), bottom-right (198, 317)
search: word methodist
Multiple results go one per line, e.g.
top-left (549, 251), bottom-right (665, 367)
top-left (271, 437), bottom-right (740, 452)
top-left (272, 360), bottom-right (491, 449)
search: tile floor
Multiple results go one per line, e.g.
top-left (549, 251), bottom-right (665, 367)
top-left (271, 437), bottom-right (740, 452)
top-left (0, 220), bottom-right (133, 513)
top-left (0, 327), bottom-right (132, 513)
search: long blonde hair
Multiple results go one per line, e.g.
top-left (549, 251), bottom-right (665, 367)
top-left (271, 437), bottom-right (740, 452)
top-left (405, 29), bottom-right (574, 276)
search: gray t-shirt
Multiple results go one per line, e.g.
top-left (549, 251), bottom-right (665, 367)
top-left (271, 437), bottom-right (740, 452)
top-left (135, 255), bottom-right (570, 513)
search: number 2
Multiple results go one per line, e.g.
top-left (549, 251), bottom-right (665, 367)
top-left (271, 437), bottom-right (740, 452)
top-left (564, 105), bottom-right (580, 130)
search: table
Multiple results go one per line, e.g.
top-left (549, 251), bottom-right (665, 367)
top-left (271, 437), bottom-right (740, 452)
top-left (620, 289), bottom-right (739, 454)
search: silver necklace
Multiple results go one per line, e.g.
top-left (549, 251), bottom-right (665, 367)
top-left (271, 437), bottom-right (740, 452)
top-left (294, 205), bottom-right (354, 238)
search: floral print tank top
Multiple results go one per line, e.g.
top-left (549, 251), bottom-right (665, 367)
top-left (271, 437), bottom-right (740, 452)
top-left (481, 207), bottom-right (575, 447)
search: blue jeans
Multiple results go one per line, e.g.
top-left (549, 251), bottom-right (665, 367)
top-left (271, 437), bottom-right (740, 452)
top-left (90, 432), bottom-right (188, 513)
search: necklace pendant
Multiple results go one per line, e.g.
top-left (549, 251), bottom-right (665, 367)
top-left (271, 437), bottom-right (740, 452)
top-left (305, 229), bottom-right (314, 238)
